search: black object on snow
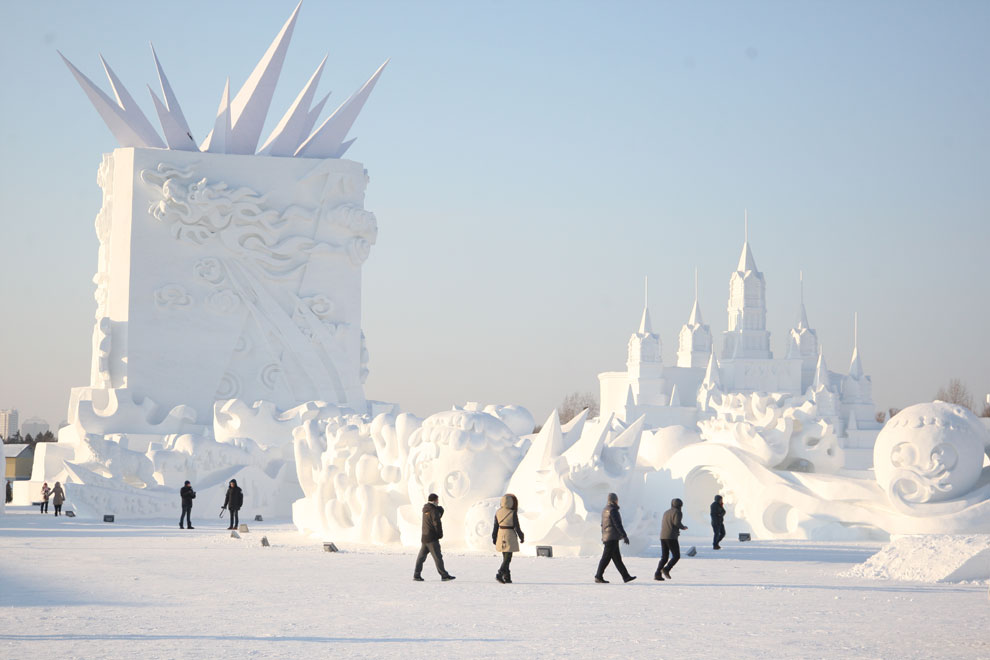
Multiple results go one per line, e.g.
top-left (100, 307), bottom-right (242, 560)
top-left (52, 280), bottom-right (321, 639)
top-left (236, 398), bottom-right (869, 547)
top-left (323, 542), bottom-right (339, 552)
top-left (739, 533), bottom-right (751, 542)
top-left (685, 546), bottom-right (697, 557)
top-left (103, 514), bottom-right (115, 523)
top-left (255, 514), bottom-right (263, 521)
top-left (261, 536), bottom-right (270, 547)
top-left (536, 545), bottom-right (553, 557)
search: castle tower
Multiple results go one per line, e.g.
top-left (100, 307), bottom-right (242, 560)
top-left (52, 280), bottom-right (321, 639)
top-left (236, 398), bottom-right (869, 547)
top-left (676, 269), bottom-right (713, 368)
top-left (623, 278), bottom-right (666, 408)
top-left (840, 313), bottom-right (877, 429)
top-left (786, 272), bottom-right (819, 392)
top-left (722, 213), bottom-right (772, 360)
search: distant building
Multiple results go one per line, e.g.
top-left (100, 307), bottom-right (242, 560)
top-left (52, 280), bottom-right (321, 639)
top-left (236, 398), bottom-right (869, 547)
top-left (5, 444), bottom-right (34, 481)
top-left (0, 409), bottom-right (18, 440)
top-left (20, 417), bottom-right (50, 438)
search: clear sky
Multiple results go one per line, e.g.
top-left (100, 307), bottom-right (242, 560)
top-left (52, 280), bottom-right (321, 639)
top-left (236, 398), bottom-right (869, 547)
top-left (1, 1), bottom-right (988, 428)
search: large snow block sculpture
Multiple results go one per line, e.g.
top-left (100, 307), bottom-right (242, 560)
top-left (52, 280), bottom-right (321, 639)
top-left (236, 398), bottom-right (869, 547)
top-left (75, 147), bottom-right (374, 431)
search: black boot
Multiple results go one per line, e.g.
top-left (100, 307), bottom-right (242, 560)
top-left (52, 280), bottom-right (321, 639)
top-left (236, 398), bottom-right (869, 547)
top-left (495, 572), bottom-right (505, 583)
top-left (503, 570), bottom-right (512, 584)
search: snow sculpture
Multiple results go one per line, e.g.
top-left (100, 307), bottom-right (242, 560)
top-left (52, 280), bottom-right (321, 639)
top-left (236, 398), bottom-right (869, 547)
top-left (33, 4), bottom-right (388, 516)
top-left (700, 392), bottom-right (844, 474)
top-left (874, 402), bottom-right (990, 507)
top-left (291, 405), bottom-right (662, 555)
top-left (666, 398), bottom-right (990, 540)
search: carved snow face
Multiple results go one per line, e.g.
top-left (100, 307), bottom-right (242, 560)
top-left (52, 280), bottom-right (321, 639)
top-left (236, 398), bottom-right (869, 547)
top-left (874, 402), bottom-right (988, 505)
top-left (405, 411), bottom-right (521, 533)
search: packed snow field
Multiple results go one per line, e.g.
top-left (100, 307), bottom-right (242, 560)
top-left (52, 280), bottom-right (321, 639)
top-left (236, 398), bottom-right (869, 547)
top-left (1, 509), bottom-right (986, 660)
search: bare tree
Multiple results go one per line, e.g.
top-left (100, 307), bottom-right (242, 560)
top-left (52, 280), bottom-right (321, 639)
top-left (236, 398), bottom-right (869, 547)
top-left (934, 378), bottom-right (974, 411)
top-left (875, 411), bottom-right (886, 424)
top-left (888, 407), bottom-right (901, 420)
top-left (559, 391), bottom-right (599, 424)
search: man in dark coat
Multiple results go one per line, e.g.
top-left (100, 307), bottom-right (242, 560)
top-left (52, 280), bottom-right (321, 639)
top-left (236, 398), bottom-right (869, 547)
top-left (222, 479), bottom-right (243, 530)
top-left (180, 480), bottom-right (196, 529)
top-left (656, 497), bottom-right (688, 580)
top-left (413, 493), bottom-right (455, 581)
top-left (711, 494), bottom-right (726, 549)
top-left (594, 492), bottom-right (636, 584)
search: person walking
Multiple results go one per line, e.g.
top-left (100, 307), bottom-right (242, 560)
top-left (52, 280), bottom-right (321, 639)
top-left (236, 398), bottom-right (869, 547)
top-left (413, 493), bottom-right (455, 582)
top-left (6, 480), bottom-right (12, 504)
top-left (180, 480), bottom-right (196, 529)
top-left (40, 482), bottom-right (51, 514)
top-left (492, 493), bottom-right (524, 583)
top-left (594, 492), bottom-right (636, 584)
top-left (711, 494), bottom-right (726, 550)
top-left (222, 479), bottom-right (243, 530)
top-left (656, 498), bottom-right (688, 581)
top-left (52, 482), bottom-right (65, 517)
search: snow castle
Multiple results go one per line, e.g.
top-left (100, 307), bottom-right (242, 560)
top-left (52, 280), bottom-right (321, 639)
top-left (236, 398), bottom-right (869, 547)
top-left (599, 231), bottom-right (881, 469)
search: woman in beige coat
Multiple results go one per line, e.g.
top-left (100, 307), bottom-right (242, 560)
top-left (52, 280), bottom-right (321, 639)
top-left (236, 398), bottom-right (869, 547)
top-left (492, 493), bottom-right (524, 583)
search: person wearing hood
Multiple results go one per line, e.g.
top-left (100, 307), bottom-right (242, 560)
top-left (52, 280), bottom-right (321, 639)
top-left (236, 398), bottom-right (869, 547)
top-left (711, 494), bottom-right (726, 550)
top-left (594, 492), bottom-right (636, 584)
top-left (52, 482), bottom-right (65, 517)
top-left (655, 498), bottom-right (688, 580)
top-left (40, 482), bottom-right (51, 514)
top-left (180, 480), bottom-right (196, 529)
top-left (222, 479), bottom-right (243, 530)
top-left (492, 493), bottom-right (525, 583)
top-left (413, 493), bottom-right (455, 582)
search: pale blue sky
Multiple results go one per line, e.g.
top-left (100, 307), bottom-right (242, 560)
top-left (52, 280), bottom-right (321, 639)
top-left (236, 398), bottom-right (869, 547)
top-left (1, 1), bottom-right (988, 427)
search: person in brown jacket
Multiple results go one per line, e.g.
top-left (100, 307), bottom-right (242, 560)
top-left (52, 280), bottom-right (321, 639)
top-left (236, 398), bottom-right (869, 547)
top-left (492, 493), bottom-right (525, 584)
top-left (52, 482), bottom-right (66, 517)
top-left (655, 497), bottom-right (688, 580)
top-left (40, 482), bottom-right (51, 514)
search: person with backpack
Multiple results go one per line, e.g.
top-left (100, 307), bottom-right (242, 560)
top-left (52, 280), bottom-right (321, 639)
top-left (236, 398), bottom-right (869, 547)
top-left (180, 480), bottom-right (196, 529)
top-left (492, 493), bottom-right (524, 583)
top-left (222, 479), bottom-right (243, 530)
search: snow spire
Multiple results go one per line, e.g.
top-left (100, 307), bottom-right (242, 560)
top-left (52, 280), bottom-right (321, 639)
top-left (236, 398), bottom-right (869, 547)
top-left (849, 312), bottom-right (864, 379)
top-left (703, 350), bottom-right (721, 388)
top-left (813, 346), bottom-right (829, 390)
top-left (688, 267), bottom-right (703, 325)
top-left (624, 384), bottom-right (636, 410)
top-left (638, 276), bottom-right (653, 334)
top-left (737, 210), bottom-right (758, 272)
top-left (797, 271), bottom-right (810, 330)
top-left (669, 384), bottom-right (681, 406)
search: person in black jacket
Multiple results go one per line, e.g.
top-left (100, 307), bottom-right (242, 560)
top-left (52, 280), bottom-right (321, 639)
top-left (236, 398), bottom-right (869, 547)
top-left (222, 479), bottom-right (243, 530)
top-left (180, 480), bottom-right (196, 529)
top-left (656, 498), bottom-right (688, 580)
top-left (594, 492), bottom-right (636, 584)
top-left (413, 493), bottom-right (455, 581)
top-left (711, 494), bottom-right (726, 550)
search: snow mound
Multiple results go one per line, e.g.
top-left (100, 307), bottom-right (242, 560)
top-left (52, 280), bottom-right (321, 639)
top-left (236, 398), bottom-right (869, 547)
top-left (844, 534), bottom-right (990, 583)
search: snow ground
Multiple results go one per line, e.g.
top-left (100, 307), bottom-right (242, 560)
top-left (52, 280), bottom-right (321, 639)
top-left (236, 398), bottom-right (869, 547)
top-left (1, 507), bottom-right (987, 660)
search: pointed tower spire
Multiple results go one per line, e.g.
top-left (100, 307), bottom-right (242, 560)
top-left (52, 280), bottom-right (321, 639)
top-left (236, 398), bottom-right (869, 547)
top-left (813, 346), bottom-right (829, 390)
top-left (849, 312), bottom-right (864, 379)
top-left (638, 276), bottom-right (653, 334)
top-left (669, 384), bottom-right (680, 407)
top-left (797, 271), bottom-right (810, 329)
top-left (688, 268), bottom-right (703, 325)
top-left (737, 212), bottom-right (758, 272)
top-left (204, 79), bottom-right (232, 153)
top-left (703, 350), bottom-right (721, 388)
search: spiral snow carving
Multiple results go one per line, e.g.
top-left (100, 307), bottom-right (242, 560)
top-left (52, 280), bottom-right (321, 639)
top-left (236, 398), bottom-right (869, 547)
top-left (875, 402), bottom-right (990, 508)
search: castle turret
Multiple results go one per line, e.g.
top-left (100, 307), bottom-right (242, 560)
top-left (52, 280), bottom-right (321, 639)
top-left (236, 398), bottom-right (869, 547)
top-left (677, 270), bottom-right (713, 368)
top-left (840, 313), bottom-right (878, 431)
top-left (722, 215), bottom-right (772, 360)
top-left (786, 272), bottom-right (819, 391)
